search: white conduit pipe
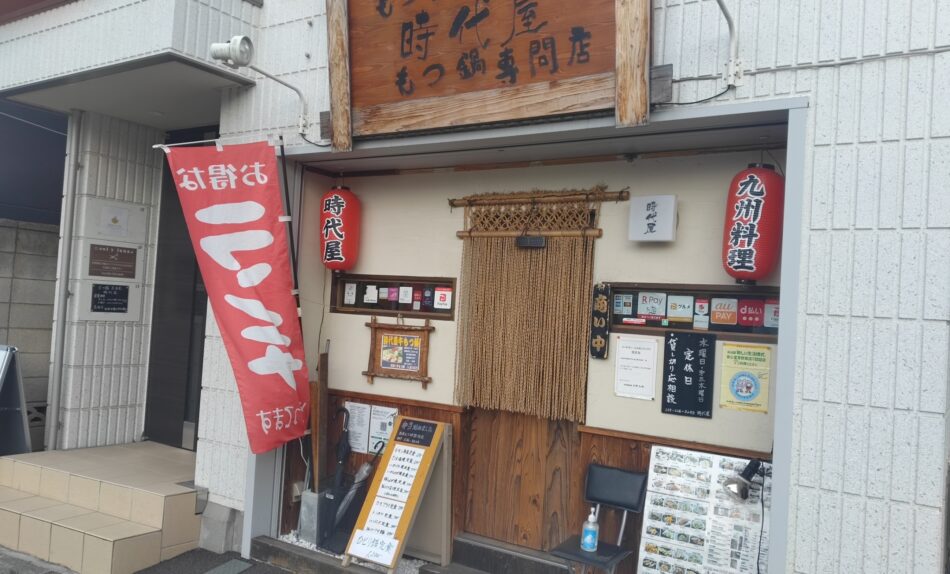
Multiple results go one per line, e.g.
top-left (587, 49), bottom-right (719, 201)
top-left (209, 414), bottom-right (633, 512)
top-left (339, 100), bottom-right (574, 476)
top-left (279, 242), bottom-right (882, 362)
top-left (714, 0), bottom-right (742, 87)
top-left (46, 110), bottom-right (83, 450)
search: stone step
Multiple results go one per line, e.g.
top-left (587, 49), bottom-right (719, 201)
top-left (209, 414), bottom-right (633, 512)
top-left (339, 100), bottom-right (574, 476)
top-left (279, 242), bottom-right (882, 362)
top-left (451, 533), bottom-right (571, 574)
top-left (418, 562), bottom-right (490, 574)
top-left (0, 442), bottom-right (201, 573)
top-left (0, 491), bottom-right (161, 574)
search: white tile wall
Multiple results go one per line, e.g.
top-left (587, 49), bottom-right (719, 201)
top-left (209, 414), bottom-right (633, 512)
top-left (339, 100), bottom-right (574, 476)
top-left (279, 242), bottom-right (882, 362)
top-left (216, 0), bottom-right (328, 146)
top-left (54, 112), bottom-right (164, 449)
top-left (651, 0), bottom-right (950, 571)
top-left (0, 0), bottom-right (258, 92)
top-left (194, 310), bottom-right (248, 511)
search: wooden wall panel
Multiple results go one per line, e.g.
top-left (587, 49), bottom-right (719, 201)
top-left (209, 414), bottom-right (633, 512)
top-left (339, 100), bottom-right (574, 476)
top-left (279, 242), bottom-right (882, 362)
top-left (463, 411), bottom-right (771, 573)
top-left (324, 390), bottom-right (469, 537)
top-left (541, 420), bottom-right (578, 551)
top-left (464, 409), bottom-right (548, 549)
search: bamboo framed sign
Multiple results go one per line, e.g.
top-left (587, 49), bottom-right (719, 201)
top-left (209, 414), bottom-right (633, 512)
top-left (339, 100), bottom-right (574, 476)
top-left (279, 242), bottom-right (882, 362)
top-left (363, 317), bottom-right (435, 388)
top-left (326, 0), bottom-right (650, 150)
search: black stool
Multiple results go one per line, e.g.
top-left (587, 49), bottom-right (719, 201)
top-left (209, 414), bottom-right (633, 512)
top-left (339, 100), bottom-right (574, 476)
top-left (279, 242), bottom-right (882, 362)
top-left (550, 464), bottom-right (647, 574)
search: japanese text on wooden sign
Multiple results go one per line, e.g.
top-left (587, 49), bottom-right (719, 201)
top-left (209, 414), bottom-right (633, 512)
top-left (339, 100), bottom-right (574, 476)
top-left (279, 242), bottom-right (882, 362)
top-left (348, 0), bottom-right (616, 134)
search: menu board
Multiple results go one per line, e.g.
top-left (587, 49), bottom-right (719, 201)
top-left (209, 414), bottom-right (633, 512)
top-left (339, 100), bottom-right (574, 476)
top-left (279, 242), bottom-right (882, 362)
top-left (344, 416), bottom-right (448, 570)
top-left (638, 446), bottom-right (771, 574)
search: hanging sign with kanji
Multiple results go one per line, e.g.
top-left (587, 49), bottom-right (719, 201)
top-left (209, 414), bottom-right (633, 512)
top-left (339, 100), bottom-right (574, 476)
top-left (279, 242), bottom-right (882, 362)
top-left (589, 283), bottom-right (610, 359)
top-left (164, 142), bottom-right (309, 454)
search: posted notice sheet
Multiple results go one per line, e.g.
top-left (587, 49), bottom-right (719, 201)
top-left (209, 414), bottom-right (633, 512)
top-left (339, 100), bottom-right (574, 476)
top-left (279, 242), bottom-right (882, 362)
top-left (614, 335), bottom-right (657, 400)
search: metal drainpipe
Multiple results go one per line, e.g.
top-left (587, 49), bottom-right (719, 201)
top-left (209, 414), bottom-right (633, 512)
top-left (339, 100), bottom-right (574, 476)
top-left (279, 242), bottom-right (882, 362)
top-left (45, 110), bottom-right (83, 451)
top-left (714, 0), bottom-right (743, 87)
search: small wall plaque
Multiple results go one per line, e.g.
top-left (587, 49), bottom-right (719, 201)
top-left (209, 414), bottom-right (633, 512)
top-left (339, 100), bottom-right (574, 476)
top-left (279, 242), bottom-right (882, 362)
top-left (629, 195), bottom-right (677, 242)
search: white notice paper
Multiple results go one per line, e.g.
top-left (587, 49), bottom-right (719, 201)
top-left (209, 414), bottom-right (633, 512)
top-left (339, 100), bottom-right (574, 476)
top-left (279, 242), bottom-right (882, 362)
top-left (348, 529), bottom-right (399, 566)
top-left (364, 285), bottom-right (378, 304)
top-left (378, 444), bottom-right (424, 502)
top-left (344, 401), bottom-right (371, 454)
top-left (369, 406), bottom-right (399, 452)
top-left (398, 286), bottom-right (413, 304)
top-left (614, 335), bottom-right (657, 400)
top-left (344, 283), bottom-right (357, 305)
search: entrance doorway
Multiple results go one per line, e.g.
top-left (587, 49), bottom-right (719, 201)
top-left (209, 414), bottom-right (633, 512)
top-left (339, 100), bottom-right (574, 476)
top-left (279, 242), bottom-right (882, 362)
top-left (143, 128), bottom-right (215, 450)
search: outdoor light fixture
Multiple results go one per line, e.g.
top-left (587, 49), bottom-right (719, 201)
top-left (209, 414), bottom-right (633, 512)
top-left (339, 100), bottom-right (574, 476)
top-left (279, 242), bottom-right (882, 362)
top-left (722, 458), bottom-right (762, 502)
top-left (210, 35), bottom-right (254, 68)
top-left (210, 35), bottom-right (321, 142)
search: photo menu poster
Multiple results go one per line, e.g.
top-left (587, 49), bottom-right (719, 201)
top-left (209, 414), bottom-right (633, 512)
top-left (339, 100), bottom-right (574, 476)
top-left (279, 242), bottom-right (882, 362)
top-left (637, 446), bottom-right (771, 574)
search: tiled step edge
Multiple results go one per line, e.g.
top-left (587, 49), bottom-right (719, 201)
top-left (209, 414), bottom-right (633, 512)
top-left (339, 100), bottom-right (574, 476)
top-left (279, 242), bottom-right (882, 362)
top-left (0, 459), bottom-right (201, 557)
top-left (0, 497), bottom-right (163, 574)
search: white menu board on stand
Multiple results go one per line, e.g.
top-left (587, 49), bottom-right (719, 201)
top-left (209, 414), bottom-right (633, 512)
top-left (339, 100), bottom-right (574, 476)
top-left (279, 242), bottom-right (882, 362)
top-left (637, 446), bottom-right (771, 574)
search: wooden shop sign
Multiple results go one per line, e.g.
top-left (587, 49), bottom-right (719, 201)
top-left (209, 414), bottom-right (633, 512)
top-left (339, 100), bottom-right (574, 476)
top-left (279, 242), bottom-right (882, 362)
top-left (327, 0), bottom-right (650, 150)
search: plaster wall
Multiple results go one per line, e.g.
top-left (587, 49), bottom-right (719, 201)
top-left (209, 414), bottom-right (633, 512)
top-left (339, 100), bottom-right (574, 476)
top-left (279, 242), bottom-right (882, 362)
top-left (301, 151), bottom-right (780, 454)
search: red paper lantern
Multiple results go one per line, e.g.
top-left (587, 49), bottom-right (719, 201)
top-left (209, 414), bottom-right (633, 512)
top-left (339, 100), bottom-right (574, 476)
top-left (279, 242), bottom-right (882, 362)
top-left (721, 164), bottom-right (784, 283)
top-left (320, 186), bottom-right (360, 270)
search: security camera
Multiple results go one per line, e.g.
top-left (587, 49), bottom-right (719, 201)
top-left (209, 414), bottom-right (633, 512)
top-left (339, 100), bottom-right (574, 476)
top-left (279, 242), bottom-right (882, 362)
top-left (210, 35), bottom-right (254, 68)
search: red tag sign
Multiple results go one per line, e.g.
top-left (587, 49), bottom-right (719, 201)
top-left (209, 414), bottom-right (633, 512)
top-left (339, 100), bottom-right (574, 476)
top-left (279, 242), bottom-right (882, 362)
top-left (165, 142), bottom-right (309, 454)
top-left (737, 299), bottom-right (765, 327)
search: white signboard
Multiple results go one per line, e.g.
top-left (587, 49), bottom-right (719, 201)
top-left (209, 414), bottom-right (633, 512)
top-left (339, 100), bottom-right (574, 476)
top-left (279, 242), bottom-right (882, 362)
top-left (378, 444), bottom-right (425, 502)
top-left (629, 195), bottom-right (677, 242)
top-left (614, 335), bottom-right (657, 400)
top-left (638, 446), bottom-right (772, 574)
top-left (348, 529), bottom-right (399, 565)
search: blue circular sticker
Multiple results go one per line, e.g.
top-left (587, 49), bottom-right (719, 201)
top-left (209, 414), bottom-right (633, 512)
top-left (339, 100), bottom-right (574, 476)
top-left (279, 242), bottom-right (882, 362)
top-left (729, 372), bottom-right (760, 402)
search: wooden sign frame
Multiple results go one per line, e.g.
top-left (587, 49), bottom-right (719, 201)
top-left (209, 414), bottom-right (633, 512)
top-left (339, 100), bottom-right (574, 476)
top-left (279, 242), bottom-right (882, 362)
top-left (363, 317), bottom-right (435, 388)
top-left (326, 0), bottom-right (650, 151)
top-left (343, 416), bottom-right (452, 571)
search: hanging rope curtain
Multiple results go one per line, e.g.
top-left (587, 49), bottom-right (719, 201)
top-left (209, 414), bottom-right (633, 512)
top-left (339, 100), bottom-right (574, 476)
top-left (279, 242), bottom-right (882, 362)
top-left (453, 186), bottom-right (626, 422)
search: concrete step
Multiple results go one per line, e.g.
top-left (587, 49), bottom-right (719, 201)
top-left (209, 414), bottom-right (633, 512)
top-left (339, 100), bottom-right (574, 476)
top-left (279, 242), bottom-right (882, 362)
top-left (0, 442), bottom-right (200, 573)
top-left (451, 533), bottom-right (571, 574)
top-left (418, 562), bottom-right (490, 574)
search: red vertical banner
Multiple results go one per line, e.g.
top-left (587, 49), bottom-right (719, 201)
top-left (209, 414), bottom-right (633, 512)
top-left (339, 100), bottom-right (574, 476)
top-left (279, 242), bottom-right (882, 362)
top-left (164, 142), bottom-right (309, 454)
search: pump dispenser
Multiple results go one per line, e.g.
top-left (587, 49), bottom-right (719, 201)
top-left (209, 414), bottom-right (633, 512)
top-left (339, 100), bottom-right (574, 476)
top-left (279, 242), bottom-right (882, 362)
top-left (580, 506), bottom-right (599, 552)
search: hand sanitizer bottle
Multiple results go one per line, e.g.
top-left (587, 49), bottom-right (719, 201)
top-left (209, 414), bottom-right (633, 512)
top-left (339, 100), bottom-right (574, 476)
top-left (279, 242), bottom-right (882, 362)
top-left (580, 506), bottom-right (599, 552)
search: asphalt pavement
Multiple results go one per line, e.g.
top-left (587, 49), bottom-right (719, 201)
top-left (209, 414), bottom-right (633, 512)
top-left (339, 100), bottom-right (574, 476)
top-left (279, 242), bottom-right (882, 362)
top-left (0, 546), bottom-right (287, 574)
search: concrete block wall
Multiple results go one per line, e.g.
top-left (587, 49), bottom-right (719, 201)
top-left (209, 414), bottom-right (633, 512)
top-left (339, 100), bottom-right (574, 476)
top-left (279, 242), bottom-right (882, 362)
top-left (652, 0), bottom-right (950, 572)
top-left (53, 112), bottom-right (165, 449)
top-left (0, 219), bottom-right (58, 422)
